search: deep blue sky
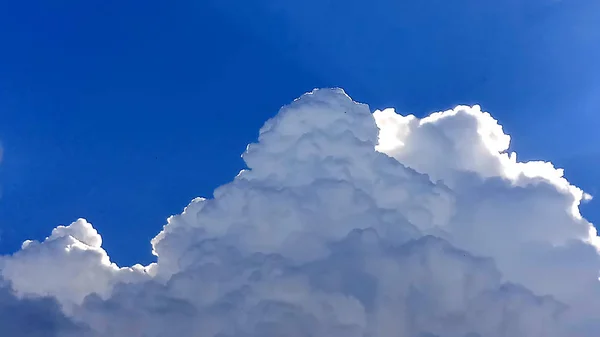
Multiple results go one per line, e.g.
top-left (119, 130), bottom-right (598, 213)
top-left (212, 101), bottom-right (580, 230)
top-left (0, 0), bottom-right (598, 266)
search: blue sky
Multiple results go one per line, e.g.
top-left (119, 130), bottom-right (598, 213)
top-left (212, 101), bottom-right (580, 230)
top-left (0, 0), bottom-right (598, 267)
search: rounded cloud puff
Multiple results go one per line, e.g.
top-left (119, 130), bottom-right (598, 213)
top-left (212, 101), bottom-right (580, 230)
top-left (1, 88), bottom-right (599, 337)
top-left (0, 219), bottom-right (150, 309)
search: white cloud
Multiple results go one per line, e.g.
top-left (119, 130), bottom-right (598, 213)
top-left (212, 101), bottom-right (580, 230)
top-left (0, 219), bottom-right (150, 310)
top-left (1, 88), bottom-right (599, 336)
top-left (372, 104), bottom-right (600, 310)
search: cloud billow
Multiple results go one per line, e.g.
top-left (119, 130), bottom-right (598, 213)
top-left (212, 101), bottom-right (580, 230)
top-left (1, 88), bottom-right (598, 337)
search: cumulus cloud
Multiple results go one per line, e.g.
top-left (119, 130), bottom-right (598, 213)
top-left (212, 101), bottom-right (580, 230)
top-left (0, 219), bottom-right (150, 310)
top-left (0, 279), bottom-right (85, 337)
top-left (1, 88), bottom-right (599, 336)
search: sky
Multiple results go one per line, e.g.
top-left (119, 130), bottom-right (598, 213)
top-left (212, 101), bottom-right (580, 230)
top-left (1, 0), bottom-right (599, 266)
top-left (0, 1), bottom-right (600, 336)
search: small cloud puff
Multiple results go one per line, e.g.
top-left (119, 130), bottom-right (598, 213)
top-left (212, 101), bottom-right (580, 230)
top-left (1, 219), bottom-right (149, 310)
top-left (1, 88), bottom-right (598, 337)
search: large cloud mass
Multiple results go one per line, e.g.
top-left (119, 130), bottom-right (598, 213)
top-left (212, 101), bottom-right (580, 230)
top-left (1, 88), bottom-right (599, 336)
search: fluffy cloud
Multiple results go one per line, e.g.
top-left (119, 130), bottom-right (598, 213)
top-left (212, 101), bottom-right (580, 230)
top-left (0, 219), bottom-right (150, 310)
top-left (1, 88), bottom-right (599, 336)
